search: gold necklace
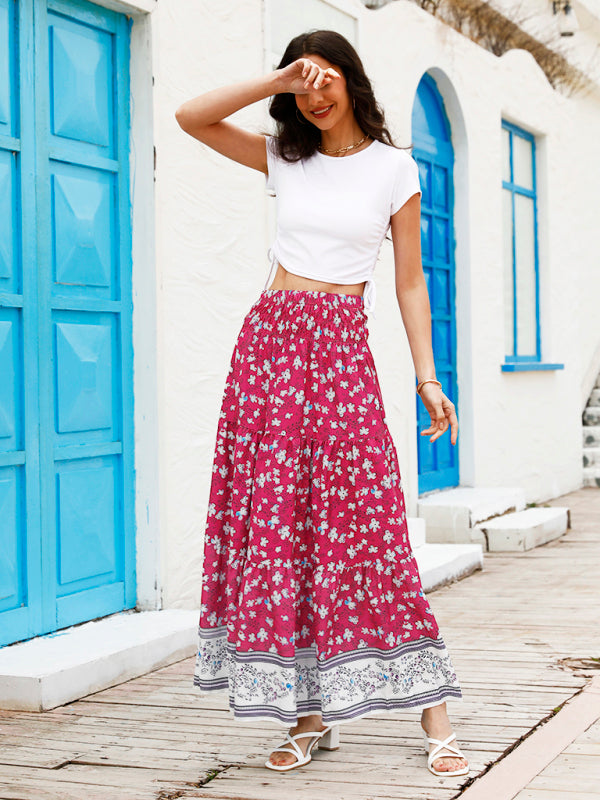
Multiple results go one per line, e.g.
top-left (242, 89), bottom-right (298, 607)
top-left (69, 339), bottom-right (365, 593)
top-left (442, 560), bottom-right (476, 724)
top-left (318, 133), bottom-right (370, 156)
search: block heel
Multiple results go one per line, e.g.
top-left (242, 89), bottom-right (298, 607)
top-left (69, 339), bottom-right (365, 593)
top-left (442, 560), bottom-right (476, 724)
top-left (318, 724), bottom-right (340, 750)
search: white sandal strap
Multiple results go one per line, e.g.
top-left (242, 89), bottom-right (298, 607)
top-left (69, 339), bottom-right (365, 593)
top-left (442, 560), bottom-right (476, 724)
top-left (426, 732), bottom-right (464, 760)
top-left (270, 730), bottom-right (323, 761)
top-left (271, 732), bottom-right (304, 761)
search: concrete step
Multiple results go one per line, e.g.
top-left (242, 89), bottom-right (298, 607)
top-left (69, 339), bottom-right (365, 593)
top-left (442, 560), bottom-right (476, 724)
top-left (474, 506), bottom-right (569, 552)
top-left (583, 407), bottom-right (600, 425)
top-left (417, 486), bottom-right (526, 544)
top-left (407, 516), bottom-right (426, 549)
top-left (583, 426), bottom-right (600, 447)
top-left (0, 609), bottom-right (198, 711)
top-left (583, 447), bottom-right (600, 467)
top-left (583, 467), bottom-right (600, 488)
top-left (408, 517), bottom-right (483, 590)
top-left (588, 388), bottom-right (600, 407)
top-left (413, 543), bottom-right (483, 592)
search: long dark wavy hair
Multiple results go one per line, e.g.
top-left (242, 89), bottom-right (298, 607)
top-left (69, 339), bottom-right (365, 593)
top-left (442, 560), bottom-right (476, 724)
top-left (265, 29), bottom-right (412, 162)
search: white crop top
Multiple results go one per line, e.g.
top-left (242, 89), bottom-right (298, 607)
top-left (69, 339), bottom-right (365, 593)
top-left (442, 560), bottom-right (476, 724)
top-left (264, 134), bottom-right (422, 316)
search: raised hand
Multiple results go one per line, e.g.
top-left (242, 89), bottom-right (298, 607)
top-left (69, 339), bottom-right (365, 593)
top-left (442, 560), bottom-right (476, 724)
top-left (277, 57), bottom-right (342, 95)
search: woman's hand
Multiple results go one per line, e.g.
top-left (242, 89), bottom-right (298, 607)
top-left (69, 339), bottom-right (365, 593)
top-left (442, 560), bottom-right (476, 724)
top-left (276, 57), bottom-right (341, 95)
top-left (418, 384), bottom-right (458, 445)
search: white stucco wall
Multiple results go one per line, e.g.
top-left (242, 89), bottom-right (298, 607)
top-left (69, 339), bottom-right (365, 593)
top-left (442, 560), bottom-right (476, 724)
top-left (134, 0), bottom-right (600, 609)
top-left (147, 0), bottom-right (272, 609)
top-left (361, 1), bottom-right (600, 504)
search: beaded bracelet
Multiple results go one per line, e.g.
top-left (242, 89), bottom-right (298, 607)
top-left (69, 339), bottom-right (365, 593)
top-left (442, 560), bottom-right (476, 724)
top-left (416, 378), bottom-right (442, 395)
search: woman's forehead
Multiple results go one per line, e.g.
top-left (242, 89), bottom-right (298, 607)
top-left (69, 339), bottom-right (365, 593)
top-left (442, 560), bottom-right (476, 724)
top-left (302, 53), bottom-right (338, 70)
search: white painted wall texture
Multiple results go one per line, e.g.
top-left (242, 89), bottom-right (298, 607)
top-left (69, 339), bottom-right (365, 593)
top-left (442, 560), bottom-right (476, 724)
top-left (133, 0), bottom-right (600, 609)
top-left (148, 0), bottom-right (271, 609)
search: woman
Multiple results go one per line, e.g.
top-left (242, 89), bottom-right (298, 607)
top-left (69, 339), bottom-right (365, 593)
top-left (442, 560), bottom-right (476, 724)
top-left (175, 29), bottom-right (468, 778)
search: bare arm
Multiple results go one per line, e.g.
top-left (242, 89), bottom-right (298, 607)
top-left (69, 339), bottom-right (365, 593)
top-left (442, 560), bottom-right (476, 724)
top-left (390, 194), bottom-right (436, 382)
top-left (174, 71), bottom-right (285, 175)
top-left (390, 194), bottom-right (458, 444)
top-left (174, 59), bottom-right (341, 175)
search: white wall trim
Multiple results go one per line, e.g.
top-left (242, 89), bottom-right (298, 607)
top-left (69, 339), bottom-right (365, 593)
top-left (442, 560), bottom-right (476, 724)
top-left (88, 0), bottom-right (157, 15)
top-left (127, 12), bottom-right (162, 610)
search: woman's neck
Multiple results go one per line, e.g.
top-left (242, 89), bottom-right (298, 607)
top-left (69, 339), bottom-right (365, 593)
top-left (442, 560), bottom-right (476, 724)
top-left (320, 121), bottom-right (366, 154)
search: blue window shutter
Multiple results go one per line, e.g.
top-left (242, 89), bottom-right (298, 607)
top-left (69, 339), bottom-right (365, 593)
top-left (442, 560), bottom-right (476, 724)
top-left (501, 119), bottom-right (541, 363)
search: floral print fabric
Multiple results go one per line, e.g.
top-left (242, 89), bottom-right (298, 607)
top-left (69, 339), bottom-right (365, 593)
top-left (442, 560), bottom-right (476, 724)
top-left (193, 288), bottom-right (462, 725)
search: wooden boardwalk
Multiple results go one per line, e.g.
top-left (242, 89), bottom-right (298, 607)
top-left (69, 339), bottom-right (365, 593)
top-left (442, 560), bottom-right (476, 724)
top-left (0, 487), bottom-right (598, 800)
top-left (515, 715), bottom-right (600, 799)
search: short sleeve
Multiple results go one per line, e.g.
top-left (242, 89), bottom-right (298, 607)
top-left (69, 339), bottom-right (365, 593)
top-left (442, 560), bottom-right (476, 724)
top-left (265, 135), bottom-right (278, 197)
top-left (390, 150), bottom-right (422, 215)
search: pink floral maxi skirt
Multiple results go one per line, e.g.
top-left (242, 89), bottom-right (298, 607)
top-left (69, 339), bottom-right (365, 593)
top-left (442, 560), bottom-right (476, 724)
top-left (193, 288), bottom-right (462, 726)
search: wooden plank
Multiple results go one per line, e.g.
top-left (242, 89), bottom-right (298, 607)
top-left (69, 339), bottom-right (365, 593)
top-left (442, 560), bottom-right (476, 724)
top-left (0, 763), bottom-right (203, 790)
top-left (0, 744), bottom-right (213, 771)
top-left (0, 780), bottom-right (155, 800)
top-left (514, 792), bottom-right (600, 800)
top-left (0, 723), bottom-right (527, 750)
top-left (174, 768), bottom-right (463, 800)
top-left (525, 774), bottom-right (600, 793)
top-left (562, 741), bottom-right (600, 756)
top-left (0, 486), bottom-right (595, 800)
top-left (0, 743), bottom-right (90, 769)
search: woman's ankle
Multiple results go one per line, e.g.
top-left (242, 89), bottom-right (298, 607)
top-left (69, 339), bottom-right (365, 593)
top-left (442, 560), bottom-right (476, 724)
top-left (421, 702), bottom-right (450, 729)
top-left (421, 701), bottom-right (446, 716)
top-left (294, 713), bottom-right (324, 729)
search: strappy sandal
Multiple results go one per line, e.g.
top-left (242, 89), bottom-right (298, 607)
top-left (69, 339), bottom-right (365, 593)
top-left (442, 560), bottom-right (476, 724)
top-left (422, 727), bottom-right (470, 777)
top-left (264, 724), bottom-right (340, 772)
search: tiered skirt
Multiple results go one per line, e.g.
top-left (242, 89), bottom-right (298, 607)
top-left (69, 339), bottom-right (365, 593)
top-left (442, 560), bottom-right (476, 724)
top-left (193, 287), bottom-right (462, 726)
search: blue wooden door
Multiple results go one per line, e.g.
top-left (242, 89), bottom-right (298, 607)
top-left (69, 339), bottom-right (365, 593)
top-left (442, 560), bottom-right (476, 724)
top-left (0, 0), bottom-right (135, 647)
top-left (0, 0), bottom-right (42, 646)
top-left (411, 73), bottom-right (459, 494)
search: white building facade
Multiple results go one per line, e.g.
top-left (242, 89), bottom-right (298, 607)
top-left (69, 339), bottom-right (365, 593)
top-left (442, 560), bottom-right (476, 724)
top-left (1, 0), bottom-right (599, 653)
top-left (150, 0), bottom-right (600, 612)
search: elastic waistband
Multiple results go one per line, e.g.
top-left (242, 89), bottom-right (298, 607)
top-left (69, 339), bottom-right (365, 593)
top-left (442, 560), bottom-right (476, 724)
top-left (264, 246), bottom-right (376, 316)
top-left (259, 287), bottom-right (365, 309)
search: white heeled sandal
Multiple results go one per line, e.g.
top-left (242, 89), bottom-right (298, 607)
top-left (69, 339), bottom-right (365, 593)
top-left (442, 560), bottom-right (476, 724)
top-left (422, 728), bottom-right (470, 777)
top-left (264, 724), bottom-right (340, 771)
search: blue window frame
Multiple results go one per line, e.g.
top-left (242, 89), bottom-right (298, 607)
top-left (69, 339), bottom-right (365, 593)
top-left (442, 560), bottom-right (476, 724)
top-left (500, 121), bottom-right (563, 373)
top-left (501, 120), bottom-right (541, 363)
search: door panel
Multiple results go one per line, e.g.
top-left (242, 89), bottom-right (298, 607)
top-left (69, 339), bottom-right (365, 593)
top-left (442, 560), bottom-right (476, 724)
top-left (412, 74), bottom-right (459, 494)
top-left (39, 0), bottom-right (134, 633)
top-left (0, 0), bottom-right (40, 647)
top-left (0, 314), bottom-right (22, 615)
top-left (0, 0), bottom-right (134, 647)
top-left (51, 164), bottom-right (115, 295)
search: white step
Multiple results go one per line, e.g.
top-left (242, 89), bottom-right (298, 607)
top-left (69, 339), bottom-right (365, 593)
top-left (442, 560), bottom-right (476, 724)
top-left (589, 388), bottom-right (600, 407)
top-left (417, 487), bottom-right (526, 544)
top-left (407, 516), bottom-right (426, 549)
top-left (583, 447), bottom-right (600, 467)
top-left (583, 426), bottom-right (600, 447)
top-left (0, 609), bottom-right (198, 711)
top-left (583, 467), bottom-right (600, 488)
top-left (583, 407), bottom-right (600, 425)
top-left (413, 543), bottom-right (483, 592)
top-left (474, 506), bottom-right (569, 551)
